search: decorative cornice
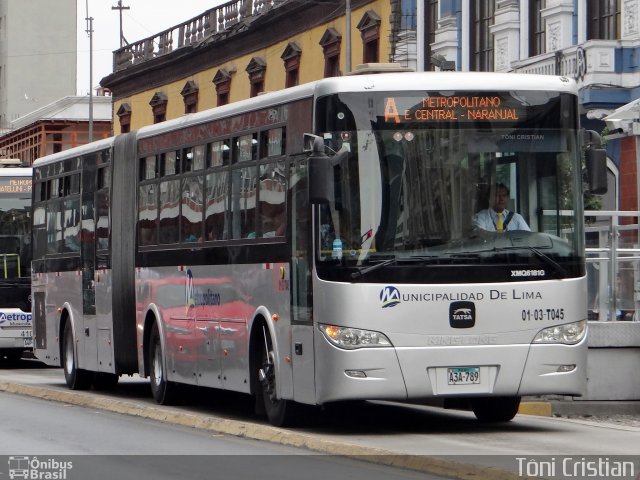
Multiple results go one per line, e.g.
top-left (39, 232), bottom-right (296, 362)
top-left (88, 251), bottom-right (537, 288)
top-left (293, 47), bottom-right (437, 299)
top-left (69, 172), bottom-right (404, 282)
top-left (180, 80), bottom-right (199, 96)
top-left (319, 27), bottom-right (342, 47)
top-left (149, 92), bottom-right (168, 107)
top-left (246, 57), bottom-right (267, 75)
top-left (356, 10), bottom-right (382, 32)
top-left (116, 102), bottom-right (132, 116)
top-left (281, 41), bottom-right (302, 61)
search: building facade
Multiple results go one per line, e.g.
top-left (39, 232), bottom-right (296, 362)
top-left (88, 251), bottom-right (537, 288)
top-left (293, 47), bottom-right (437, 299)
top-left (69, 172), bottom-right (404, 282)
top-left (0, 96), bottom-right (112, 166)
top-left (0, 0), bottom-right (77, 130)
top-left (101, 0), bottom-right (393, 133)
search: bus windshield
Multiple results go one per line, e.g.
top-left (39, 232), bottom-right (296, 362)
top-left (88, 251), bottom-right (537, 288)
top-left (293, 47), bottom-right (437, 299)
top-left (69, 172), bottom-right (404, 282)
top-left (314, 90), bottom-right (583, 283)
top-left (0, 175), bottom-right (31, 280)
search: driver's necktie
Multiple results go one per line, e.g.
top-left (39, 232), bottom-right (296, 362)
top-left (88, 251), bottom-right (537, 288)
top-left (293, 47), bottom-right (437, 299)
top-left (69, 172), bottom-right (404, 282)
top-left (496, 212), bottom-right (504, 232)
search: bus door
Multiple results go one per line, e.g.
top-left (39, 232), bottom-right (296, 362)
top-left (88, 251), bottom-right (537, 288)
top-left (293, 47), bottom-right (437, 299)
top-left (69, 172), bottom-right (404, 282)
top-left (289, 157), bottom-right (316, 404)
top-left (80, 162), bottom-right (98, 370)
top-left (80, 160), bottom-right (114, 372)
top-left (94, 165), bottom-right (113, 372)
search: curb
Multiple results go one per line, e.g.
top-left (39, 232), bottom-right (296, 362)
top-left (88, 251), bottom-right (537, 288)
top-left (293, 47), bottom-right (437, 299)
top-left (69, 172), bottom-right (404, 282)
top-left (518, 401), bottom-right (553, 417)
top-left (0, 381), bottom-right (526, 480)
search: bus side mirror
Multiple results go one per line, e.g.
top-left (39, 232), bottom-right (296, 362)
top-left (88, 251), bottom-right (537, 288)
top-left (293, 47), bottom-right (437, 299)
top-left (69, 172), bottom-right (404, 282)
top-left (585, 148), bottom-right (607, 195)
top-left (308, 136), bottom-right (333, 204)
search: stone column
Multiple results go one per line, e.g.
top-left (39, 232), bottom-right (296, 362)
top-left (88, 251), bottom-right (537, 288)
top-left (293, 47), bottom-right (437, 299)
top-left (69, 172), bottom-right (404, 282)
top-left (490, 0), bottom-right (521, 72)
top-left (541, 0), bottom-right (574, 52)
top-left (430, 12), bottom-right (459, 70)
top-left (622, 0), bottom-right (640, 39)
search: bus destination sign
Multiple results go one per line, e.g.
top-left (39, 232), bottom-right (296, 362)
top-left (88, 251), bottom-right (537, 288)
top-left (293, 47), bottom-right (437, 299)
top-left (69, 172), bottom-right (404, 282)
top-left (384, 95), bottom-right (521, 123)
top-left (0, 177), bottom-right (32, 194)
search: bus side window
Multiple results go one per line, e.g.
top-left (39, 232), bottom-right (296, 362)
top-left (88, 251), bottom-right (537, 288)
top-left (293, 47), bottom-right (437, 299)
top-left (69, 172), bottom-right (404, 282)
top-left (159, 179), bottom-right (180, 244)
top-left (259, 161), bottom-right (286, 237)
top-left (205, 170), bottom-right (228, 241)
top-left (138, 184), bottom-right (158, 246)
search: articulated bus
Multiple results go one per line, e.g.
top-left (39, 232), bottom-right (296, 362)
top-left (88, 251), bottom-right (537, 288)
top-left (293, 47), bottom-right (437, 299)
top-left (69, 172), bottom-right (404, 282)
top-left (0, 166), bottom-right (32, 362)
top-left (31, 72), bottom-right (606, 425)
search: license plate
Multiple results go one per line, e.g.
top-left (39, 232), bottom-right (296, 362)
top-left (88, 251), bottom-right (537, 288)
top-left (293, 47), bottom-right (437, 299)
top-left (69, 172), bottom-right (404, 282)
top-left (447, 367), bottom-right (480, 385)
top-left (23, 338), bottom-right (33, 348)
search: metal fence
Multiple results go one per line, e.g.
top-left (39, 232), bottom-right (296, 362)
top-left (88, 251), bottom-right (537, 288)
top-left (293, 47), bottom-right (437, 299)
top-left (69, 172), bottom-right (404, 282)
top-left (585, 211), bottom-right (640, 322)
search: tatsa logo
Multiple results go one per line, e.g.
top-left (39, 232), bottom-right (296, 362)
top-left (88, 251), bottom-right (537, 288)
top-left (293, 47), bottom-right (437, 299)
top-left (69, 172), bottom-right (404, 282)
top-left (380, 286), bottom-right (401, 308)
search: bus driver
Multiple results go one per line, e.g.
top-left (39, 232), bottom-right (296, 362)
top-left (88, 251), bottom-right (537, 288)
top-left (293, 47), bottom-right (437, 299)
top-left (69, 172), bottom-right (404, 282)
top-left (473, 183), bottom-right (530, 232)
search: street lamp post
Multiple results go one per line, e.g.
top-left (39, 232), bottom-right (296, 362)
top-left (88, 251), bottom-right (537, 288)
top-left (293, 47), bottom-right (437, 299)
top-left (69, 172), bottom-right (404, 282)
top-left (85, 0), bottom-right (94, 142)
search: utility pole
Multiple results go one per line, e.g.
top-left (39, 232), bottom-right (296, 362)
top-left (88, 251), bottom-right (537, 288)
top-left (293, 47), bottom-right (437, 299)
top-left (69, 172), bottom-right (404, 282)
top-left (345, 0), bottom-right (352, 73)
top-left (85, 0), bottom-right (93, 142)
top-left (111, 0), bottom-right (130, 48)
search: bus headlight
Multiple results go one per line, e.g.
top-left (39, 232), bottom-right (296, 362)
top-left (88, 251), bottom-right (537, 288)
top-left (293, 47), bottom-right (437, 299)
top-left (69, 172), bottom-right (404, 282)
top-left (319, 324), bottom-right (392, 349)
top-left (533, 320), bottom-right (587, 345)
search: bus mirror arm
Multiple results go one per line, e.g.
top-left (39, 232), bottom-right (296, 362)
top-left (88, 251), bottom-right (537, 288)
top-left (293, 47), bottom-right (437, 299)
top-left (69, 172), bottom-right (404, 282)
top-left (582, 129), bottom-right (607, 195)
top-left (308, 136), bottom-right (334, 204)
top-left (585, 148), bottom-right (607, 195)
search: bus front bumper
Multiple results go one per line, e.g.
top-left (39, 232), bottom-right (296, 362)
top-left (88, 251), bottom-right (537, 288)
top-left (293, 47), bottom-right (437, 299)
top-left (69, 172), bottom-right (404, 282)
top-left (314, 335), bottom-right (587, 404)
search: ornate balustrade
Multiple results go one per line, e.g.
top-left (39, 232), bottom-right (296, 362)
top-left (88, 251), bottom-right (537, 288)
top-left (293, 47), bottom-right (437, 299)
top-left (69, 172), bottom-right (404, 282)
top-left (113, 0), bottom-right (282, 72)
top-left (512, 40), bottom-right (623, 86)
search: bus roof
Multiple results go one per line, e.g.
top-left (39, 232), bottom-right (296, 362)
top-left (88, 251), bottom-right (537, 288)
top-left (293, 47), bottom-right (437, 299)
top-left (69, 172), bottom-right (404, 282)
top-left (32, 137), bottom-right (115, 168)
top-left (314, 71), bottom-right (578, 96)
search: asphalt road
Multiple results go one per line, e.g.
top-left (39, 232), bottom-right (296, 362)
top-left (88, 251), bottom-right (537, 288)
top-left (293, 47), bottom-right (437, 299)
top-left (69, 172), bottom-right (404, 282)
top-left (0, 391), bottom-right (441, 480)
top-left (1, 358), bottom-right (639, 480)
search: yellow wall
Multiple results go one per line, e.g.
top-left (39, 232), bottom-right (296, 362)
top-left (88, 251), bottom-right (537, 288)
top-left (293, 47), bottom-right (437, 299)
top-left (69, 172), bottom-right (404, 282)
top-left (115, 0), bottom-right (391, 133)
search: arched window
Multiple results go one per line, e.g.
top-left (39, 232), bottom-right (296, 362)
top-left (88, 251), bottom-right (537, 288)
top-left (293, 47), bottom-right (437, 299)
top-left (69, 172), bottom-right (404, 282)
top-left (116, 103), bottom-right (131, 133)
top-left (357, 10), bottom-right (381, 64)
top-left (149, 92), bottom-right (168, 124)
top-left (246, 57), bottom-right (267, 97)
top-left (319, 27), bottom-right (342, 77)
top-left (180, 80), bottom-right (199, 114)
top-left (281, 42), bottom-right (302, 88)
top-left (213, 68), bottom-right (234, 106)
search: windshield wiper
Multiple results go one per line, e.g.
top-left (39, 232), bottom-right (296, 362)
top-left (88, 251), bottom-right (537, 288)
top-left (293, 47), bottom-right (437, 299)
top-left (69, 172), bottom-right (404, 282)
top-left (350, 254), bottom-right (447, 279)
top-left (350, 256), bottom-right (399, 279)
top-left (494, 246), bottom-right (569, 277)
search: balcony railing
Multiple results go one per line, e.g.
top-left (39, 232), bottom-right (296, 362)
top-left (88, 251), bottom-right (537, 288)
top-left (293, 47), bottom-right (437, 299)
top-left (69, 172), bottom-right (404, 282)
top-left (512, 40), bottom-right (627, 87)
top-left (113, 0), bottom-right (283, 72)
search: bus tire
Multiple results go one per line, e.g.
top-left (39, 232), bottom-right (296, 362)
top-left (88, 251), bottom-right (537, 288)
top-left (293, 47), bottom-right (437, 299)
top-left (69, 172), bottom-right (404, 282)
top-left (258, 330), bottom-right (298, 427)
top-left (472, 396), bottom-right (521, 422)
top-left (148, 322), bottom-right (178, 405)
top-left (62, 321), bottom-right (92, 390)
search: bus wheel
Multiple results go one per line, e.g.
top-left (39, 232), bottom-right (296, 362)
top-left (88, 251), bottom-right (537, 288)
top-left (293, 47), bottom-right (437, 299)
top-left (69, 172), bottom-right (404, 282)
top-left (258, 331), bottom-right (297, 427)
top-left (62, 322), bottom-right (92, 390)
top-left (472, 396), bottom-right (521, 422)
top-left (148, 322), bottom-right (178, 405)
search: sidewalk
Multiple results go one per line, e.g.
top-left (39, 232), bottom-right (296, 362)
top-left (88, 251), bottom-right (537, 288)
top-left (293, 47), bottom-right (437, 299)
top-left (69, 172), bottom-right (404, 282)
top-left (520, 397), bottom-right (640, 418)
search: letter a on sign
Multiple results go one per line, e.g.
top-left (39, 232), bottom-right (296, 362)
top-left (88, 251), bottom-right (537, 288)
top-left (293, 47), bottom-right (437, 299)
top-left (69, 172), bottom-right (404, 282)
top-left (384, 98), bottom-right (401, 124)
